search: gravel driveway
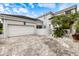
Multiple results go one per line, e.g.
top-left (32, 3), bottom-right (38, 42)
top-left (0, 35), bottom-right (79, 56)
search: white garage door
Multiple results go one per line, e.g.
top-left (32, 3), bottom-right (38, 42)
top-left (8, 25), bottom-right (35, 37)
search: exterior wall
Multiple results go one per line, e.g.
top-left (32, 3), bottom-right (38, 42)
top-left (7, 20), bottom-right (24, 25)
top-left (36, 29), bottom-right (48, 35)
top-left (0, 15), bottom-right (42, 25)
top-left (38, 14), bottom-right (53, 36)
top-left (77, 7), bottom-right (79, 12)
top-left (7, 20), bottom-right (37, 26)
top-left (71, 9), bottom-right (76, 13)
top-left (3, 18), bottom-right (8, 38)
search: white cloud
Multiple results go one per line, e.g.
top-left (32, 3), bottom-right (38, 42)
top-left (5, 7), bottom-right (11, 13)
top-left (59, 4), bottom-right (67, 10)
top-left (59, 3), bottom-right (76, 10)
top-left (4, 3), bottom-right (10, 6)
top-left (18, 7), bottom-right (28, 13)
top-left (38, 3), bottom-right (56, 9)
top-left (31, 11), bottom-right (37, 17)
top-left (13, 8), bottom-right (19, 13)
top-left (0, 5), bottom-right (4, 12)
top-left (25, 11), bottom-right (37, 18)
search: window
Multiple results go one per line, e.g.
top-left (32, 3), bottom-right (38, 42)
top-left (36, 25), bottom-right (42, 29)
top-left (44, 25), bottom-right (46, 28)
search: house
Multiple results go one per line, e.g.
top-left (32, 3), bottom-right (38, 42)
top-left (38, 5), bottom-right (77, 36)
top-left (0, 5), bottom-right (78, 38)
top-left (0, 14), bottom-right (44, 38)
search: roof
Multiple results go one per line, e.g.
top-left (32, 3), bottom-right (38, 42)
top-left (49, 5), bottom-right (77, 20)
top-left (54, 5), bottom-right (77, 15)
top-left (0, 13), bottom-right (42, 22)
top-left (37, 11), bottom-right (54, 18)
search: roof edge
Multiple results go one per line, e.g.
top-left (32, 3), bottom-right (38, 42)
top-left (37, 11), bottom-right (54, 18)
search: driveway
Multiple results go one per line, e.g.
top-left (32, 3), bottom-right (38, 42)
top-left (0, 35), bottom-right (79, 56)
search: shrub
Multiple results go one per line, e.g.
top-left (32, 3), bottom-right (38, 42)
top-left (53, 27), bottom-right (67, 37)
top-left (0, 23), bottom-right (3, 28)
top-left (0, 28), bottom-right (3, 34)
top-left (75, 21), bottom-right (79, 33)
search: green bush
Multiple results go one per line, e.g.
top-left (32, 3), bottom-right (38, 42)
top-left (0, 28), bottom-right (3, 34)
top-left (53, 27), bottom-right (67, 37)
top-left (0, 23), bottom-right (3, 34)
top-left (75, 21), bottom-right (79, 33)
top-left (51, 13), bottom-right (79, 37)
top-left (62, 23), bottom-right (70, 29)
top-left (0, 23), bottom-right (3, 28)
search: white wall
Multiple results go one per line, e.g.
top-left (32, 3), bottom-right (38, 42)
top-left (38, 14), bottom-right (53, 35)
top-left (36, 29), bottom-right (48, 35)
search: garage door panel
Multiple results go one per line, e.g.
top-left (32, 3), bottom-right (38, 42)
top-left (8, 25), bottom-right (35, 36)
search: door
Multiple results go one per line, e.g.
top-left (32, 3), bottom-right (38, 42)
top-left (8, 25), bottom-right (35, 37)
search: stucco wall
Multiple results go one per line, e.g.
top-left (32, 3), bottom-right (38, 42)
top-left (38, 14), bottom-right (53, 35)
top-left (36, 29), bottom-right (48, 35)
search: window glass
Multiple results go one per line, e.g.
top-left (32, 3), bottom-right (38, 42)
top-left (36, 25), bottom-right (42, 29)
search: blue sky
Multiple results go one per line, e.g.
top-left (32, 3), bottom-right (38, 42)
top-left (0, 3), bottom-right (78, 18)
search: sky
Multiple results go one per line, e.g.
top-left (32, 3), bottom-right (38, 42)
top-left (0, 3), bottom-right (79, 18)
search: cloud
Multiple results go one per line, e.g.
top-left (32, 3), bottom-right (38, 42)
top-left (25, 11), bottom-right (38, 18)
top-left (0, 4), bottom-right (4, 12)
top-left (38, 3), bottom-right (56, 9)
top-left (0, 3), bottom-right (30, 17)
top-left (5, 7), bottom-right (11, 13)
top-left (31, 11), bottom-right (37, 17)
top-left (59, 3), bottom-right (76, 10)
top-left (4, 3), bottom-right (10, 7)
top-left (0, 3), bottom-right (29, 15)
top-left (18, 7), bottom-right (28, 13)
top-left (59, 4), bottom-right (67, 10)
top-left (13, 8), bottom-right (19, 13)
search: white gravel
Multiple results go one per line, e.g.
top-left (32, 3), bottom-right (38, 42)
top-left (0, 35), bottom-right (79, 56)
